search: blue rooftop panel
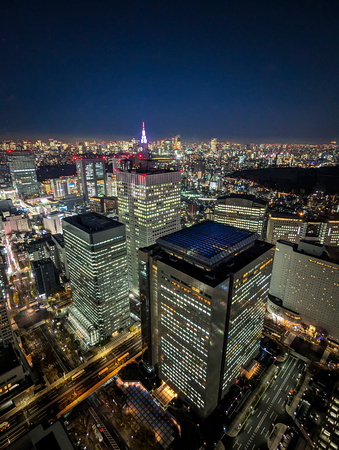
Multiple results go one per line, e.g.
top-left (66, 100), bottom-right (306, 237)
top-left (157, 221), bottom-right (258, 269)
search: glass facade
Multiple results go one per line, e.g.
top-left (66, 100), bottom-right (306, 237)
top-left (214, 195), bottom-right (267, 237)
top-left (76, 158), bottom-right (106, 201)
top-left (159, 271), bottom-right (213, 412)
top-left (63, 213), bottom-right (130, 344)
top-left (118, 170), bottom-right (181, 295)
top-left (222, 255), bottom-right (273, 392)
top-left (139, 223), bottom-right (274, 418)
top-left (8, 151), bottom-right (39, 198)
top-left (158, 221), bottom-right (257, 269)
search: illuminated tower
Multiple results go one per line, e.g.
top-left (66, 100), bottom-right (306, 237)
top-left (117, 124), bottom-right (181, 295)
top-left (139, 222), bottom-right (274, 417)
top-left (140, 122), bottom-right (150, 159)
top-left (118, 170), bottom-right (181, 295)
top-left (140, 122), bottom-right (148, 147)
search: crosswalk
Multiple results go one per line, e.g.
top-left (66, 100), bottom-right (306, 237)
top-left (88, 407), bottom-right (120, 450)
top-left (242, 358), bottom-right (298, 450)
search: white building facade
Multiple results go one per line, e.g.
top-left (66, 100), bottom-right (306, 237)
top-left (269, 240), bottom-right (339, 342)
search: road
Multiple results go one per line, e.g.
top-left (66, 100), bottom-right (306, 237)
top-left (40, 323), bottom-right (74, 373)
top-left (225, 355), bottom-right (306, 450)
top-left (0, 333), bottom-right (141, 449)
top-left (87, 398), bottom-right (128, 450)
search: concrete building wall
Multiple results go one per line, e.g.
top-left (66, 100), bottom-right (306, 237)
top-left (270, 241), bottom-right (339, 341)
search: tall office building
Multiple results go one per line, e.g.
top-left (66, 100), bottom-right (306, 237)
top-left (0, 246), bottom-right (14, 346)
top-left (266, 212), bottom-right (305, 244)
top-left (269, 240), bottom-right (339, 342)
top-left (319, 216), bottom-right (339, 246)
top-left (210, 138), bottom-right (217, 152)
top-left (174, 135), bottom-right (181, 152)
top-left (31, 258), bottom-right (60, 297)
top-left (7, 151), bottom-right (39, 198)
top-left (214, 194), bottom-right (267, 237)
top-left (117, 124), bottom-right (181, 295)
top-left (139, 221), bottom-right (273, 417)
top-left (63, 213), bottom-right (129, 345)
top-left (50, 178), bottom-right (68, 199)
top-left (267, 214), bottom-right (339, 247)
top-left (76, 157), bottom-right (106, 202)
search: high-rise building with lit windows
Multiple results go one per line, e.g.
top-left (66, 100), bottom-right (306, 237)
top-left (76, 157), bottom-right (106, 201)
top-left (267, 214), bottom-right (339, 247)
top-left (214, 194), bottom-right (267, 237)
top-left (63, 213), bottom-right (129, 345)
top-left (210, 138), bottom-right (217, 152)
top-left (269, 240), bottom-right (339, 342)
top-left (139, 221), bottom-right (273, 418)
top-left (117, 123), bottom-right (181, 295)
top-left (266, 212), bottom-right (305, 244)
top-left (7, 151), bottom-right (39, 198)
top-left (319, 216), bottom-right (339, 246)
top-left (0, 246), bottom-right (14, 346)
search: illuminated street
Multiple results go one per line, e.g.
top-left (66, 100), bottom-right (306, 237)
top-left (0, 333), bottom-right (141, 449)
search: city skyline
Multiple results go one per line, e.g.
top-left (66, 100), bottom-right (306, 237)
top-left (1, 0), bottom-right (339, 142)
top-left (0, 1), bottom-right (338, 448)
top-left (0, 133), bottom-right (338, 449)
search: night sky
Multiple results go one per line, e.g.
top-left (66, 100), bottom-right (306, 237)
top-left (1, 0), bottom-right (338, 142)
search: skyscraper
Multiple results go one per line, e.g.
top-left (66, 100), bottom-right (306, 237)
top-left (7, 150), bottom-right (39, 198)
top-left (76, 157), bottom-right (106, 202)
top-left (266, 212), bottom-right (305, 244)
top-left (139, 221), bottom-right (273, 417)
top-left (140, 121), bottom-right (148, 152)
top-left (319, 216), bottom-right (339, 246)
top-left (0, 246), bottom-right (14, 346)
top-left (269, 240), bottom-right (339, 342)
top-left (210, 138), bottom-right (217, 152)
top-left (117, 124), bottom-right (181, 295)
top-left (214, 194), bottom-right (267, 237)
top-left (31, 258), bottom-right (60, 297)
top-left (63, 213), bottom-right (129, 345)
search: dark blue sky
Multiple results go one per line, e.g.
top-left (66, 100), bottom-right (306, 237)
top-left (1, 0), bottom-right (338, 142)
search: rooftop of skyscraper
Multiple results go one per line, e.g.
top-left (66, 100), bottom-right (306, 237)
top-left (157, 221), bottom-right (258, 269)
top-left (278, 239), bottom-right (339, 264)
top-left (63, 212), bottom-right (122, 233)
top-left (143, 233), bottom-right (272, 288)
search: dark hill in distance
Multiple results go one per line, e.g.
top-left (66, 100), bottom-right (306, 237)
top-left (231, 166), bottom-right (339, 195)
